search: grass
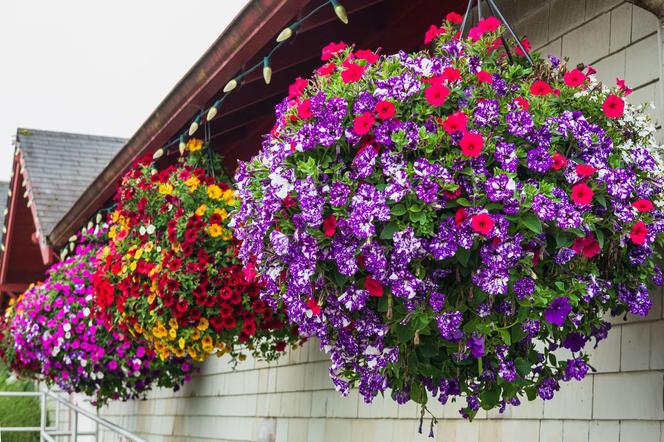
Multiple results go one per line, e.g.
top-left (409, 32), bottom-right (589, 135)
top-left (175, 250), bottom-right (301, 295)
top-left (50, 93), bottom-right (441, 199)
top-left (0, 361), bottom-right (40, 442)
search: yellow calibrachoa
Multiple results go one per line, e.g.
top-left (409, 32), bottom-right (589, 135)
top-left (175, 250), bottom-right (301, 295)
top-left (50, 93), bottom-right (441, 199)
top-left (184, 175), bottom-right (200, 192)
top-left (195, 204), bottom-right (208, 216)
top-left (187, 138), bottom-right (203, 152)
top-left (208, 224), bottom-right (223, 238)
top-left (207, 184), bottom-right (223, 200)
top-left (158, 183), bottom-right (174, 195)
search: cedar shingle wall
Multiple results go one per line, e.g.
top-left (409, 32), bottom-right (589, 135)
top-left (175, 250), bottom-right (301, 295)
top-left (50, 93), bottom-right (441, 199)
top-left (95, 1), bottom-right (664, 441)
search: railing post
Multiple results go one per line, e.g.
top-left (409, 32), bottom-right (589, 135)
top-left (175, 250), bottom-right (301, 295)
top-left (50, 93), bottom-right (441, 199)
top-left (39, 392), bottom-right (46, 442)
top-left (72, 410), bottom-right (78, 442)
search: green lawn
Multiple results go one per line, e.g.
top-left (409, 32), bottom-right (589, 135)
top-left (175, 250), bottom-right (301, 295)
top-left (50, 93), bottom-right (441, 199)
top-left (0, 361), bottom-right (40, 442)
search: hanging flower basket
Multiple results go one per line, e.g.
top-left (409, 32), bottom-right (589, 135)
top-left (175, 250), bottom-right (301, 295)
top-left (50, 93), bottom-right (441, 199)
top-left (232, 13), bottom-right (664, 418)
top-left (8, 229), bottom-right (191, 406)
top-left (94, 141), bottom-right (299, 363)
top-left (0, 294), bottom-right (40, 377)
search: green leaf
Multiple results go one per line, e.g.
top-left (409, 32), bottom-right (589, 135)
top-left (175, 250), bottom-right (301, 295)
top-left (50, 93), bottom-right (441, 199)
top-left (514, 358), bottom-right (531, 376)
top-left (456, 198), bottom-right (472, 207)
top-left (497, 329), bottom-right (511, 345)
top-left (395, 323), bottom-right (413, 344)
top-left (480, 386), bottom-right (501, 410)
top-left (596, 229), bottom-right (605, 248)
top-left (456, 248), bottom-right (471, 267)
top-left (525, 386), bottom-right (537, 401)
top-left (521, 212), bottom-right (542, 234)
top-left (380, 223), bottom-right (400, 240)
top-left (409, 379), bottom-right (428, 405)
top-left (391, 204), bottom-right (407, 216)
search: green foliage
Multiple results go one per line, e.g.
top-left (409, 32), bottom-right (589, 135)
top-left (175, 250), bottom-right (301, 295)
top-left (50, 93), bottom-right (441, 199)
top-left (0, 361), bottom-right (40, 442)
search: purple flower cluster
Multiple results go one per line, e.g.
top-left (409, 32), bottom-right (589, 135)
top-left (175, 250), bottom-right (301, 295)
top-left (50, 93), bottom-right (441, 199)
top-left (9, 231), bottom-right (191, 406)
top-left (233, 15), bottom-right (664, 419)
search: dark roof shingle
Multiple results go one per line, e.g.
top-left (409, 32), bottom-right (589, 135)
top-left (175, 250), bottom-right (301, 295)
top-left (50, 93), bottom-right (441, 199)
top-left (16, 129), bottom-right (126, 236)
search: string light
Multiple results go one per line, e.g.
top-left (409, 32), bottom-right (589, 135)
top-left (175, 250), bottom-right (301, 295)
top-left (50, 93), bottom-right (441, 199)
top-left (330, 0), bottom-right (348, 24)
top-left (152, 148), bottom-right (164, 160)
top-left (188, 115), bottom-right (201, 136)
top-left (262, 57), bottom-right (272, 85)
top-left (276, 22), bottom-right (300, 42)
top-left (178, 135), bottom-right (187, 155)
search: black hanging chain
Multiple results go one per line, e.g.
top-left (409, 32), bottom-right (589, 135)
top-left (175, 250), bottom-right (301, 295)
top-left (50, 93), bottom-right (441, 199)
top-left (459, 0), bottom-right (534, 66)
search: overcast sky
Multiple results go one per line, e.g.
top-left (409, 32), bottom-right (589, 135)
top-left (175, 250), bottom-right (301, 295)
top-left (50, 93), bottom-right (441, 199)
top-left (0, 0), bottom-right (249, 182)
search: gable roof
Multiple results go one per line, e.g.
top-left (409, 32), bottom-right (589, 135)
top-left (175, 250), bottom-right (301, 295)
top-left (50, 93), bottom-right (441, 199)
top-left (0, 181), bottom-right (7, 245)
top-left (15, 128), bottom-right (126, 237)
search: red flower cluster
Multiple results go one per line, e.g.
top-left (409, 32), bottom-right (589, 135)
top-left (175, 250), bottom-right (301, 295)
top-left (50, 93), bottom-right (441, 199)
top-left (94, 147), bottom-right (298, 363)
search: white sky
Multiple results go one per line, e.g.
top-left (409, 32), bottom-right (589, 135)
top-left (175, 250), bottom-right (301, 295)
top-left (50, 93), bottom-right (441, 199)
top-left (0, 0), bottom-right (249, 182)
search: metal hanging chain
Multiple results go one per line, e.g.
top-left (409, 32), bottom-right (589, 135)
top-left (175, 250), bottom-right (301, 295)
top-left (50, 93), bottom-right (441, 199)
top-left (459, 0), bottom-right (534, 66)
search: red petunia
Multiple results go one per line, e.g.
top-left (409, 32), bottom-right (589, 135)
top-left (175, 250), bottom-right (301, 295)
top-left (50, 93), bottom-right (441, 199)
top-left (297, 99), bottom-right (313, 120)
top-left (551, 153), bottom-right (568, 170)
top-left (564, 69), bottom-right (586, 87)
top-left (446, 12), bottom-right (463, 24)
top-left (424, 25), bottom-right (445, 44)
top-left (575, 164), bottom-right (597, 177)
top-left (630, 221), bottom-right (649, 245)
top-left (632, 199), bottom-right (654, 212)
top-left (364, 276), bottom-right (384, 297)
top-left (321, 41), bottom-right (347, 61)
top-left (440, 67), bottom-right (461, 83)
top-left (602, 94), bottom-right (624, 119)
top-left (572, 235), bottom-right (601, 258)
top-left (476, 70), bottom-right (493, 83)
top-left (515, 38), bottom-right (531, 57)
top-left (570, 182), bottom-right (594, 206)
top-left (530, 80), bottom-right (552, 96)
top-left (323, 214), bottom-right (337, 237)
top-left (471, 213), bottom-right (495, 235)
top-left (455, 207), bottom-right (468, 226)
top-left (353, 112), bottom-right (376, 135)
top-left (375, 100), bottom-right (395, 119)
top-left (514, 96), bottom-right (530, 110)
top-left (288, 77), bottom-right (308, 99)
top-left (341, 61), bottom-right (366, 83)
top-left (616, 78), bottom-right (633, 96)
top-left (355, 49), bottom-right (379, 64)
top-left (459, 132), bottom-right (484, 157)
top-left (317, 62), bottom-right (336, 76)
top-left (442, 111), bottom-right (468, 134)
top-left (424, 83), bottom-right (450, 106)
top-left (307, 297), bottom-right (322, 316)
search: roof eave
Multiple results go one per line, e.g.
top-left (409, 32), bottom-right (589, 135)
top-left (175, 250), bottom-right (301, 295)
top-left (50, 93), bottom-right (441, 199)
top-left (49, 0), bottom-right (308, 248)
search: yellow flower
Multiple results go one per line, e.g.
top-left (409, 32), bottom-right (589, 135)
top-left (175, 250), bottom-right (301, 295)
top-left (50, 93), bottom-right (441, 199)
top-left (111, 210), bottom-right (121, 223)
top-left (214, 208), bottom-right (228, 220)
top-left (158, 183), bottom-right (174, 195)
top-left (187, 347), bottom-right (198, 360)
top-left (174, 348), bottom-right (186, 358)
top-left (178, 337), bottom-right (186, 350)
top-left (222, 189), bottom-right (235, 204)
top-left (208, 224), bottom-right (223, 238)
top-left (187, 138), bottom-right (203, 152)
top-left (238, 354), bottom-right (247, 362)
top-left (147, 292), bottom-right (156, 305)
top-left (135, 248), bottom-right (143, 260)
top-left (129, 261), bottom-right (137, 272)
top-left (197, 317), bottom-right (209, 331)
top-left (168, 328), bottom-right (177, 340)
top-left (133, 323), bottom-right (143, 334)
top-left (207, 184), bottom-right (223, 200)
top-left (221, 230), bottom-right (233, 241)
top-left (108, 225), bottom-right (118, 240)
top-left (184, 176), bottom-right (200, 192)
top-left (191, 330), bottom-right (201, 340)
top-left (168, 318), bottom-right (179, 330)
top-left (144, 241), bottom-right (154, 252)
top-left (195, 204), bottom-right (208, 216)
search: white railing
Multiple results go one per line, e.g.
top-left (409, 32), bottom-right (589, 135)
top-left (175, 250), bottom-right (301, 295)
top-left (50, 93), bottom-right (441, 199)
top-left (0, 390), bottom-right (147, 442)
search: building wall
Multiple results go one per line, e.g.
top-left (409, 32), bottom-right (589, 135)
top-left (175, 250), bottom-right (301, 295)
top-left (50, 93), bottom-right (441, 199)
top-left (96, 1), bottom-right (664, 441)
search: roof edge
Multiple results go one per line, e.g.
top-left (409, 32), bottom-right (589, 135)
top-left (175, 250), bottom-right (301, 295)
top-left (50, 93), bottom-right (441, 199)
top-left (49, 0), bottom-right (308, 248)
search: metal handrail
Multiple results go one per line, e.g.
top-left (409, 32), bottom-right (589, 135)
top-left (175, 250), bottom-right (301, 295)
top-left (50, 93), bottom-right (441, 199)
top-left (0, 390), bottom-right (147, 442)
